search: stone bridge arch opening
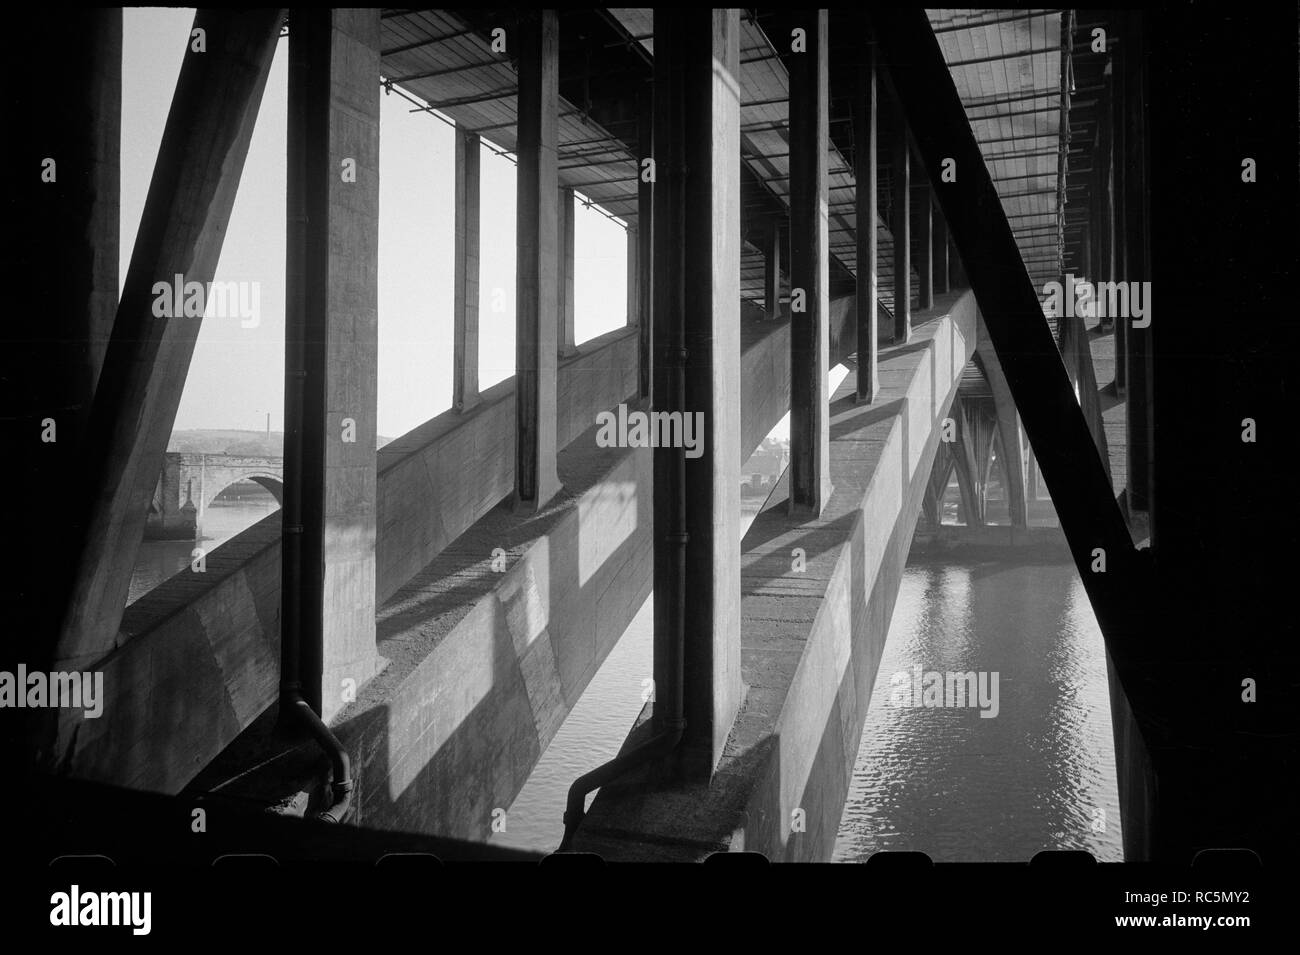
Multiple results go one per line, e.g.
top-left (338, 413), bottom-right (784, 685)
top-left (205, 473), bottom-right (284, 513)
top-left (145, 453), bottom-right (285, 541)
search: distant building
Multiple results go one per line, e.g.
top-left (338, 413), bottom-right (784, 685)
top-left (741, 438), bottom-right (788, 499)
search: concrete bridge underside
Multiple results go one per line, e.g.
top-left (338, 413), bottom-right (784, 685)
top-left (82, 289), bottom-right (992, 859)
top-left (20, 6), bottom-right (1291, 868)
top-left (27, 8), bottom-right (1042, 857)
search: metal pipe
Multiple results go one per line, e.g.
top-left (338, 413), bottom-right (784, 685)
top-left (557, 12), bottom-right (690, 852)
top-left (556, 277), bottom-right (688, 851)
top-left (284, 688), bottom-right (354, 823)
top-left (556, 222), bottom-right (689, 850)
top-left (281, 7), bottom-right (354, 826)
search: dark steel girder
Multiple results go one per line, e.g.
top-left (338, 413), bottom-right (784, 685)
top-left (872, 8), bottom-right (1141, 640)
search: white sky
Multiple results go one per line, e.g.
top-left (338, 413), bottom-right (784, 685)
top-left (122, 9), bottom-right (628, 439)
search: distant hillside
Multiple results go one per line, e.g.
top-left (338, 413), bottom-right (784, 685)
top-left (168, 429), bottom-right (395, 455)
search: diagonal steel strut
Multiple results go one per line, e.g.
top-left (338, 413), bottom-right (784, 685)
top-left (871, 8), bottom-right (1142, 637)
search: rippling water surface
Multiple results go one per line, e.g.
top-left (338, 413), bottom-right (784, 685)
top-left (128, 497), bottom-right (279, 604)
top-left (832, 557), bottom-right (1122, 862)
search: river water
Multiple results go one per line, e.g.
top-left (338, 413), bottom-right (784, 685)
top-left (831, 556), bottom-right (1122, 862)
top-left (128, 493), bottom-right (279, 604)
top-left (130, 496), bottom-right (1121, 863)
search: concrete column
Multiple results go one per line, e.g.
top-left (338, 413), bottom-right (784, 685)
top-left (1090, 157), bottom-right (1104, 292)
top-left (1096, 69), bottom-right (1114, 329)
top-left (453, 127), bottom-right (481, 412)
top-left (764, 216), bottom-right (782, 321)
top-left (1112, 51), bottom-right (1128, 393)
top-left (8, 9), bottom-right (120, 688)
top-left (934, 207), bottom-right (949, 296)
top-left (915, 180), bottom-right (933, 310)
top-left (52, 9), bottom-right (283, 670)
top-left (637, 81), bottom-right (653, 400)
top-left (891, 102), bottom-right (911, 342)
top-left (625, 224), bottom-right (638, 328)
top-left (788, 9), bottom-right (833, 516)
top-left (558, 185), bottom-right (577, 357)
top-left (286, 7), bottom-right (382, 720)
top-left (1081, 222), bottom-right (1092, 284)
top-left (1123, 15), bottom-right (1152, 512)
top-left (853, 40), bottom-right (878, 403)
top-left (652, 8), bottom-right (742, 780)
top-left (514, 9), bottom-right (561, 511)
top-left (949, 237), bottom-right (965, 289)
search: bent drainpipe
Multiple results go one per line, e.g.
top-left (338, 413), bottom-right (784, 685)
top-left (557, 327), bottom-right (688, 847)
top-left (556, 384), bottom-right (687, 849)
top-left (283, 686), bottom-right (354, 824)
top-left (278, 11), bottom-right (354, 826)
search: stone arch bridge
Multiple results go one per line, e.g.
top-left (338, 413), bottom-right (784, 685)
top-left (145, 452), bottom-right (283, 540)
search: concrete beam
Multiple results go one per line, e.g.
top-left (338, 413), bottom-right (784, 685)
top-left (65, 516), bottom-right (283, 792)
top-left (53, 9), bottom-right (284, 671)
top-left (378, 328), bottom-right (639, 606)
top-left (853, 39), bottom-right (879, 403)
top-left (514, 9), bottom-right (561, 511)
top-left (788, 9), bottom-right (833, 518)
top-left (453, 127), bottom-right (481, 413)
top-left (652, 8), bottom-right (743, 778)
